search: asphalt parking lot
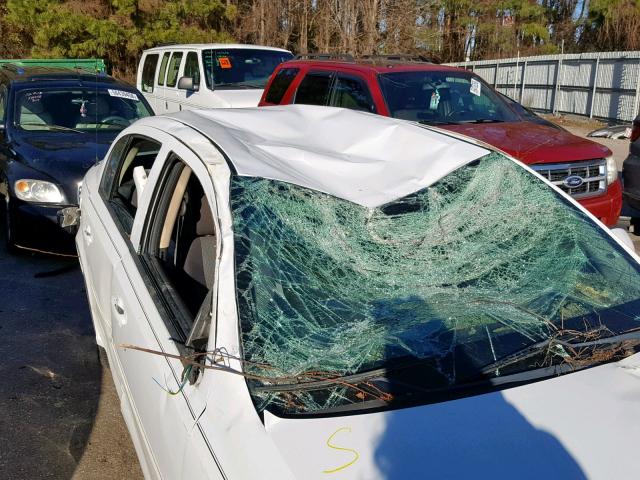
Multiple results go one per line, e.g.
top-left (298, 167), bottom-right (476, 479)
top-left (0, 219), bottom-right (142, 479)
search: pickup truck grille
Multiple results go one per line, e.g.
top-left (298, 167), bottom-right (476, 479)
top-left (532, 159), bottom-right (606, 199)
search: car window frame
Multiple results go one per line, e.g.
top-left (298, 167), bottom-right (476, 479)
top-left (330, 73), bottom-right (377, 113)
top-left (156, 51), bottom-right (171, 87)
top-left (293, 70), bottom-right (336, 106)
top-left (141, 53), bottom-right (159, 93)
top-left (99, 133), bottom-right (162, 237)
top-left (265, 67), bottom-right (300, 104)
top-left (183, 51), bottom-right (201, 87)
top-left (165, 51), bottom-right (184, 89)
top-left (135, 143), bottom-right (221, 354)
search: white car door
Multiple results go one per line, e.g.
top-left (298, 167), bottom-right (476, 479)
top-left (78, 135), bottom-right (158, 349)
top-left (113, 129), bottom-right (223, 479)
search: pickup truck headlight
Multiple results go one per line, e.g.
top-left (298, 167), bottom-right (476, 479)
top-left (606, 156), bottom-right (617, 185)
top-left (14, 179), bottom-right (66, 204)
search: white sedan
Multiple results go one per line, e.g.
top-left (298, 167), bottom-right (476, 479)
top-left (74, 105), bottom-right (640, 479)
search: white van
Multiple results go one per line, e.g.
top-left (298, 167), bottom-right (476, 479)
top-left (137, 44), bottom-right (293, 113)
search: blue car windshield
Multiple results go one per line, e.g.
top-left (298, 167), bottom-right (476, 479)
top-left (201, 49), bottom-right (293, 90)
top-left (231, 152), bottom-right (640, 415)
top-left (15, 87), bottom-right (152, 133)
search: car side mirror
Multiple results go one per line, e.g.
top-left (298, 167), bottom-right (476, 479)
top-left (178, 76), bottom-right (199, 92)
top-left (57, 206), bottom-right (80, 234)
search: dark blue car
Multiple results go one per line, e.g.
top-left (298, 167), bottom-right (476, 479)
top-left (0, 66), bottom-right (153, 254)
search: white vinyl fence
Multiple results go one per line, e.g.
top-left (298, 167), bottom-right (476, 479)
top-left (448, 51), bottom-right (640, 123)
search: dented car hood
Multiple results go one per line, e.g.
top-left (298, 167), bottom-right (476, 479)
top-left (264, 353), bottom-right (640, 479)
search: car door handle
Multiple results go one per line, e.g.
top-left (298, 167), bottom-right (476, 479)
top-left (113, 298), bottom-right (125, 316)
top-left (83, 225), bottom-right (93, 245)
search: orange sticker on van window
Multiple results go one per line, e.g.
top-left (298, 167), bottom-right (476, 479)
top-left (219, 57), bottom-right (232, 69)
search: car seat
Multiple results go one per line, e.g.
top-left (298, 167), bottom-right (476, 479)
top-left (183, 196), bottom-right (216, 289)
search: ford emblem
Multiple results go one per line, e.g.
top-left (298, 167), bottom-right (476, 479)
top-left (564, 175), bottom-right (584, 188)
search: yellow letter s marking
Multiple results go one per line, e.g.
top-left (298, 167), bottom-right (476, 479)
top-left (322, 427), bottom-right (360, 474)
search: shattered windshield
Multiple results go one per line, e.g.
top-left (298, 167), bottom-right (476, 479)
top-left (231, 153), bottom-right (640, 415)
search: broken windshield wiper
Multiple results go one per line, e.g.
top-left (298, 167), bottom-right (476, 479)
top-left (480, 327), bottom-right (640, 375)
top-left (253, 327), bottom-right (640, 395)
top-left (19, 123), bottom-right (86, 134)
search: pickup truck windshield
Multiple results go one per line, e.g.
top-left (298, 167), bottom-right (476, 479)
top-left (15, 88), bottom-right (151, 133)
top-left (231, 152), bottom-right (640, 415)
top-left (201, 49), bottom-right (293, 90)
top-left (379, 71), bottom-right (519, 124)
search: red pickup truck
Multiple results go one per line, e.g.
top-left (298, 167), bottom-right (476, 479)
top-left (259, 57), bottom-right (621, 226)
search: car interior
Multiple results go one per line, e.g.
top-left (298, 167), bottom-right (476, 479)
top-left (150, 159), bottom-right (216, 324)
top-left (110, 138), bottom-right (160, 231)
top-left (18, 91), bottom-right (142, 131)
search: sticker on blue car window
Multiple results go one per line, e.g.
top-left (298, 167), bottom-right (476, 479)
top-left (108, 89), bottom-right (138, 101)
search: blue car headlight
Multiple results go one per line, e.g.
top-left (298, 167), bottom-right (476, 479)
top-left (14, 179), bottom-right (66, 204)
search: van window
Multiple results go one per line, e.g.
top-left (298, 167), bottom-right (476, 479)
top-left (157, 52), bottom-right (171, 86)
top-left (294, 72), bottom-right (333, 106)
top-left (265, 68), bottom-right (299, 104)
top-left (166, 52), bottom-right (183, 88)
top-left (141, 54), bottom-right (159, 93)
top-left (184, 52), bottom-right (200, 86)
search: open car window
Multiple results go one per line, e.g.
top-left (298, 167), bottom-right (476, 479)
top-left (231, 152), bottom-right (640, 416)
top-left (141, 156), bottom-right (217, 352)
top-left (100, 136), bottom-right (160, 236)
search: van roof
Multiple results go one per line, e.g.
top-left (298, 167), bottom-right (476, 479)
top-left (143, 44), bottom-right (291, 54)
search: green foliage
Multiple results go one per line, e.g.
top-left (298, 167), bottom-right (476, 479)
top-left (3, 0), bottom-right (235, 79)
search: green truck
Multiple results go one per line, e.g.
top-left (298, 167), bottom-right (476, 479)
top-left (0, 58), bottom-right (106, 73)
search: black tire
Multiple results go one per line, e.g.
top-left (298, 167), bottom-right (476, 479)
top-left (631, 217), bottom-right (640, 235)
top-left (97, 345), bottom-right (110, 370)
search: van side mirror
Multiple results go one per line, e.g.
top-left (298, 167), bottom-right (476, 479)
top-left (178, 76), bottom-right (199, 92)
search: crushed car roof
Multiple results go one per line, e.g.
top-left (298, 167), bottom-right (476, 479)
top-left (149, 105), bottom-right (490, 208)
